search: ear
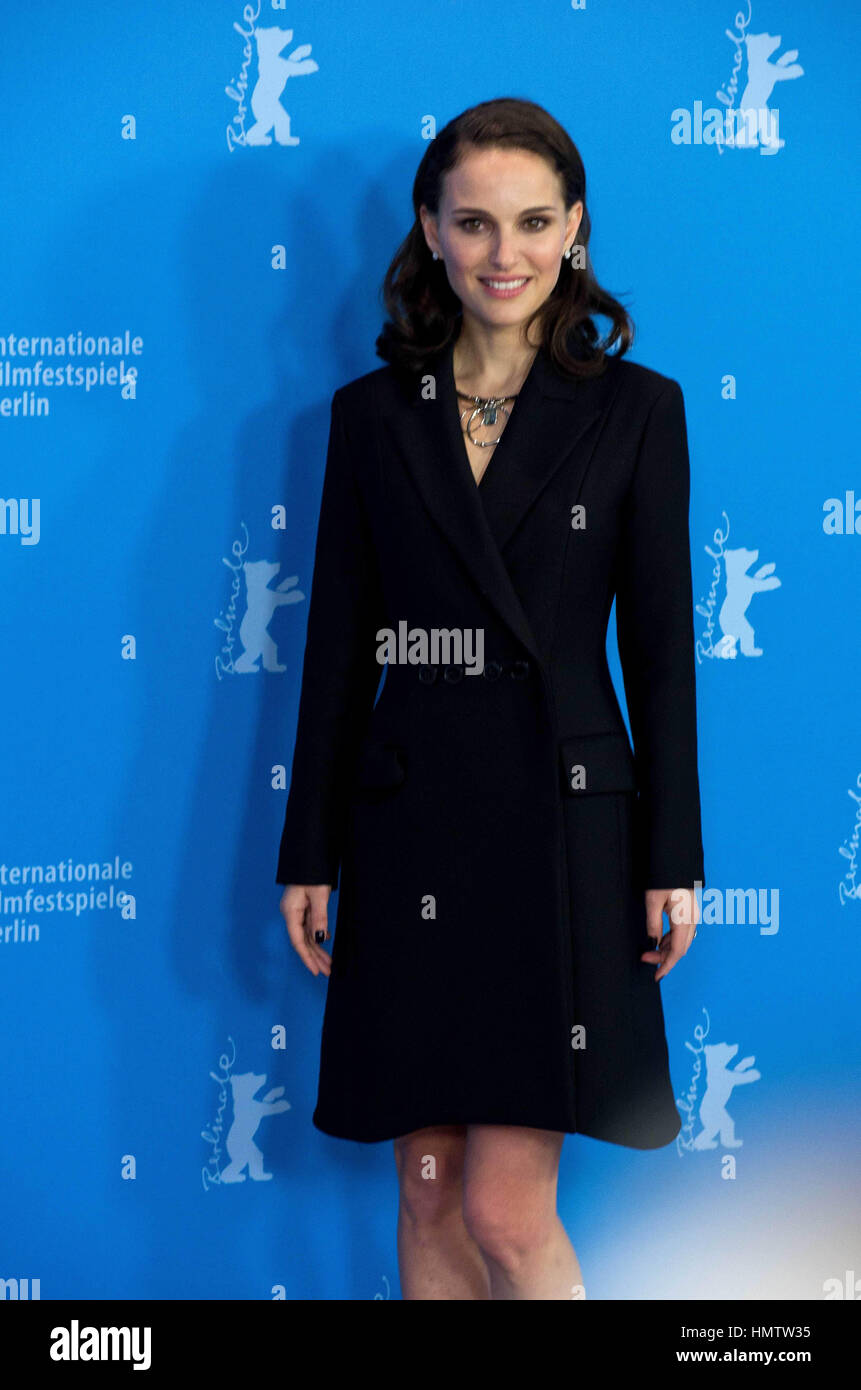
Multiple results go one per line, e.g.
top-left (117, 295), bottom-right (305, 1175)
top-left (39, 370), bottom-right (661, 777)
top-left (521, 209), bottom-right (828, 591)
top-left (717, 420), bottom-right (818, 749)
top-left (565, 200), bottom-right (584, 246)
top-left (418, 205), bottom-right (440, 258)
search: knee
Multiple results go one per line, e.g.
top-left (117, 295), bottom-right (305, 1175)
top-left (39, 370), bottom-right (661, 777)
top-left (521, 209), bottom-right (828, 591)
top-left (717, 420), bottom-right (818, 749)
top-left (462, 1186), bottom-right (555, 1271)
top-left (394, 1134), bottom-right (463, 1228)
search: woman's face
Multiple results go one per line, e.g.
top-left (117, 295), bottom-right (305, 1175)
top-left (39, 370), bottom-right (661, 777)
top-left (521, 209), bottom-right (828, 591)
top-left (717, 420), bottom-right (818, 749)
top-left (420, 145), bottom-right (583, 335)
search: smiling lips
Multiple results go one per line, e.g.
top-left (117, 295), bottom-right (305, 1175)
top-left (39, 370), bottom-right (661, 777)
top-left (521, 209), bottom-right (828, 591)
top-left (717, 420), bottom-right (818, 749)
top-left (478, 276), bottom-right (531, 298)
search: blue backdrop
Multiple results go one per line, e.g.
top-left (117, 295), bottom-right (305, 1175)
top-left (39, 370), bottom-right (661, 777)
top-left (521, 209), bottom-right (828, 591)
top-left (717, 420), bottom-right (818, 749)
top-left (1, 0), bottom-right (858, 1301)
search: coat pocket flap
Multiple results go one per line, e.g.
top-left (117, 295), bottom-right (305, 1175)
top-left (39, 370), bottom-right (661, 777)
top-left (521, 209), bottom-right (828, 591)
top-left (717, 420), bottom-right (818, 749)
top-left (560, 732), bottom-right (637, 794)
top-left (355, 740), bottom-right (407, 792)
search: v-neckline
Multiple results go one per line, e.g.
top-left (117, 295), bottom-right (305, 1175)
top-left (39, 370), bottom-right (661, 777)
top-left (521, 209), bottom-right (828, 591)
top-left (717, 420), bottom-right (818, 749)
top-left (447, 340), bottom-right (543, 496)
top-left (464, 399), bottom-right (515, 491)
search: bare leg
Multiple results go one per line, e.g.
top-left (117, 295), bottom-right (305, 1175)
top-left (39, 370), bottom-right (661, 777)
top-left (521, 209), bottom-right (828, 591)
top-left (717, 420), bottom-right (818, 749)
top-left (462, 1124), bottom-right (583, 1300)
top-left (394, 1124), bottom-right (491, 1299)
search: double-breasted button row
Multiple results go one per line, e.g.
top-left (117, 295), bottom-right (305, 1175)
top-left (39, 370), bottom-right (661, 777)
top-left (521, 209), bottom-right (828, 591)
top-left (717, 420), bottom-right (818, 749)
top-left (417, 659), bottom-right (531, 684)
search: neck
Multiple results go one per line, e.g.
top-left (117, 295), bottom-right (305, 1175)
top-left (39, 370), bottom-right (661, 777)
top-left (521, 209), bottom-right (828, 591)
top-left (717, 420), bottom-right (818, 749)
top-left (452, 316), bottom-right (540, 398)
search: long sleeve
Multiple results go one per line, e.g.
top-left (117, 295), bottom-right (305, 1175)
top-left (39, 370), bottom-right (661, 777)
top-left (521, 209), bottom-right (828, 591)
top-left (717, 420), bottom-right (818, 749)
top-left (614, 379), bottom-right (705, 891)
top-left (275, 389), bottom-right (386, 889)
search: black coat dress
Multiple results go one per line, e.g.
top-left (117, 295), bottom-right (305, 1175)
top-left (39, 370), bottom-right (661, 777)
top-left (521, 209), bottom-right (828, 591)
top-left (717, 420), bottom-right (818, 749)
top-left (276, 335), bottom-right (706, 1148)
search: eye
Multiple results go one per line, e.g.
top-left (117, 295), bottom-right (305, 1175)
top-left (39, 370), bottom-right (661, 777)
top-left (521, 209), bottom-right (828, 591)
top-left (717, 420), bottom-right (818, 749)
top-left (456, 215), bottom-right (551, 233)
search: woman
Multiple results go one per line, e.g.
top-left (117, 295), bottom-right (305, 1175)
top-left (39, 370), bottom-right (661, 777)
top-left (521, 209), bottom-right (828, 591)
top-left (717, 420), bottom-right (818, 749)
top-left (276, 97), bottom-right (704, 1300)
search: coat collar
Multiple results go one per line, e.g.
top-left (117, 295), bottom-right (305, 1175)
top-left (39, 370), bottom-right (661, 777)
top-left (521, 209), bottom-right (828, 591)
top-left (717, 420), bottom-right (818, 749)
top-left (381, 333), bottom-right (625, 667)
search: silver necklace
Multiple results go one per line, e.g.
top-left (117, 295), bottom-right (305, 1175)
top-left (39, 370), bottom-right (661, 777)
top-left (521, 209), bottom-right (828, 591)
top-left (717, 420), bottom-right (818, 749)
top-left (455, 387), bottom-right (519, 447)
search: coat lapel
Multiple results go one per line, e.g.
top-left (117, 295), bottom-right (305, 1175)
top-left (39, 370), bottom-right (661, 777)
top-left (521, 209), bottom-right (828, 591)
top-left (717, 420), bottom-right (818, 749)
top-left (381, 335), bottom-right (624, 666)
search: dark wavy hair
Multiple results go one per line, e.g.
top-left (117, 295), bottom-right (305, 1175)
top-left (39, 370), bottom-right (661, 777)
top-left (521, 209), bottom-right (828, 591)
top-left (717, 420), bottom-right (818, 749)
top-left (375, 97), bottom-right (634, 381)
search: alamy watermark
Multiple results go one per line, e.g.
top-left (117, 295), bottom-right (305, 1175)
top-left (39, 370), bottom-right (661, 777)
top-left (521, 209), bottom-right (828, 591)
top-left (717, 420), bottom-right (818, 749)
top-left (672, 882), bottom-right (778, 936)
top-left (376, 622), bottom-right (485, 675)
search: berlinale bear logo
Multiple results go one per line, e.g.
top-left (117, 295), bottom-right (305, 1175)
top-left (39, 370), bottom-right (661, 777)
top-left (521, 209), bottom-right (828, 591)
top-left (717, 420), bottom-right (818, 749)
top-left (692, 1042), bottom-right (761, 1150)
top-left (214, 522), bottom-right (306, 680)
top-left (226, 14), bottom-right (319, 152)
top-left (220, 1072), bottom-right (291, 1183)
top-left (233, 559), bottom-right (304, 673)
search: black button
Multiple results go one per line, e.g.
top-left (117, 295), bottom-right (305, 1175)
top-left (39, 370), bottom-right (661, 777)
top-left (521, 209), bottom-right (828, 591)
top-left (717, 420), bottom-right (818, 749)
top-left (483, 660), bottom-right (503, 681)
top-left (418, 664), bottom-right (439, 684)
top-left (509, 659), bottom-right (530, 680)
top-left (443, 664), bottom-right (464, 684)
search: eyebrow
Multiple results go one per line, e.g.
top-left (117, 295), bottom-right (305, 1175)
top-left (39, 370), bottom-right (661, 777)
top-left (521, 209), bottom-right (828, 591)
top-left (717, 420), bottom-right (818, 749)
top-left (450, 205), bottom-right (557, 216)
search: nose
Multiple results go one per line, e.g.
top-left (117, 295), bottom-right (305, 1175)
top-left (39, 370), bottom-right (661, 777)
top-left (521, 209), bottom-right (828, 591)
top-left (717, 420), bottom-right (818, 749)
top-left (487, 230), bottom-right (520, 268)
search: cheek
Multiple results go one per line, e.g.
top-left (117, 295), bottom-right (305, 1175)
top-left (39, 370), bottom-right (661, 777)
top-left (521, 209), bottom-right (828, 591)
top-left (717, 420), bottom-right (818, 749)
top-left (445, 244), bottom-right (483, 280)
top-left (531, 241), bottom-right (564, 276)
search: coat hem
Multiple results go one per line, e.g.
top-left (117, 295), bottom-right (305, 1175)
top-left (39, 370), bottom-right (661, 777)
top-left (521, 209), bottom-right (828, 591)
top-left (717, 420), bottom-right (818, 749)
top-left (311, 1107), bottom-right (682, 1152)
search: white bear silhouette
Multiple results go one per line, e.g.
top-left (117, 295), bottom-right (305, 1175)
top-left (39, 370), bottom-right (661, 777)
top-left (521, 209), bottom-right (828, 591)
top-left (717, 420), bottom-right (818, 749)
top-left (220, 1071), bottom-right (291, 1183)
top-left (733, 31), bottom-right (803, 154)
top-left (234, 559), bottom-right (304, 674)
top-left (717, 545), bottom-right (780, 658)
top-left (245, 26), bottom-right (318, 147)
top-left (693, 1042), bottom-right (761, 1150)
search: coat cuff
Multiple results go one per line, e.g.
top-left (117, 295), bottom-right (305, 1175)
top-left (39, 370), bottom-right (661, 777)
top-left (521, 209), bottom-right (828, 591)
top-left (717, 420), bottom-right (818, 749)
top-left (275, 856), bottom-right (340, 891)
top-left (643, 859), bottom-right (705, 893)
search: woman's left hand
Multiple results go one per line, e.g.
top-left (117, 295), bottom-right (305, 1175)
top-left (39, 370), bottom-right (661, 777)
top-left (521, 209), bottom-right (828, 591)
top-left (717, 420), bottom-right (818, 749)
top-left (640, 887), bottom-right (700, 981)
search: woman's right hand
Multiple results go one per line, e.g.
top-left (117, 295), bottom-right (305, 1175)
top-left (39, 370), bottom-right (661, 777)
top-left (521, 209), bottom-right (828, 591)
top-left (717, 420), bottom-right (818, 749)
top-left (280, 884), bottom-right (332, 977)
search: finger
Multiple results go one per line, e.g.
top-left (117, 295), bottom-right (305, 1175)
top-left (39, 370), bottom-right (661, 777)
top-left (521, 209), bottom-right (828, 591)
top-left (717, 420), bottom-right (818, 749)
top-left (285, 903), bottom-right (313, 947)
top-left (284, 901), bottom-right (324, 976)
top-left (313, 947), bottom-right (332, 977)
top-left (301, 903), bottom-right (332, 974)
top-left (283, 905), bottom-right (309, 950)
top-left (310, 896), bottom-right (330, 943)
top-left (297, 919), bottom-right (331, 973)
top-left (292, 933), bottom-right (322, 975)
top-left (641, 926), bottom-right (670, 962)
top-left (305, 936), bottom-right (332, 972)
top-left (644, 897), bottom-right (664, 948)
top-left (303, 933), bottom-right (331, 970)
top-left (663, 924), bottom-right (693, 960)
top-left (655, 943), bottom-right (683, 981)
